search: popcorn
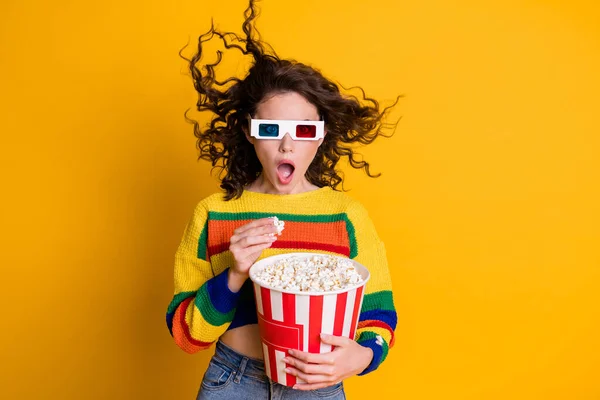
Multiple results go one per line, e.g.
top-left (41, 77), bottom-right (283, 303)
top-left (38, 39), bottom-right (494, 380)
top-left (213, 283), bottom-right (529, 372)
top-left (251, 254), bottom-right (364, 292)
top-left (271, 216), bottom-right (285, 236)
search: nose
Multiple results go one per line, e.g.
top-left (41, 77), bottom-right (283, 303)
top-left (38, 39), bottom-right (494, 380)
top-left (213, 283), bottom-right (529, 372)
top-left (278, 132), bottom-right (294, 152)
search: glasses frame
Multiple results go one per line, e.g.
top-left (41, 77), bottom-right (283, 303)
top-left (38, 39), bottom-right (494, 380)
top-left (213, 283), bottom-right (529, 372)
top-left (249, 118), bottom-right (325, 141)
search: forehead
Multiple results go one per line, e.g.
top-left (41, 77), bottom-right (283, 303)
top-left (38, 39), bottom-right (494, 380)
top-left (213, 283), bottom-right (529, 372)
top-left (255, 92), bottom-right (320, 120)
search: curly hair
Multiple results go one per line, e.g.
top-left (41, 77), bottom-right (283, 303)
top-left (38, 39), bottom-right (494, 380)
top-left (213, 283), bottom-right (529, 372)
top-left (182, 0), bottom-right (401, 200)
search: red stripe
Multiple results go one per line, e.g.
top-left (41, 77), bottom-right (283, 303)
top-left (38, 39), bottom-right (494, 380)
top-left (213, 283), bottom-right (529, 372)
top-left (268, 345), bottom-right (279, 384)
top-left (261, 287), bottom-right (272, 320)
top-left (357, 319), bottom-right (394, 333)
top-left (207, 242), bottom-right (230, 258)
top-left (177, 297), bottom-right (213, 348)
top-left (282, 293), bottom-right (296, 325)
top-left (349, 286), bottom-right (364, 340)
top-left (259, 287), bottom-right (274, 381)
top-left (357, 320), bottom-right (396, 347)
top-left (308, 296), bottom-right (324, 353)
top-left (282, 292), bottom-right (297, 386)
top-left (332, 292), bottom-right (348, 338)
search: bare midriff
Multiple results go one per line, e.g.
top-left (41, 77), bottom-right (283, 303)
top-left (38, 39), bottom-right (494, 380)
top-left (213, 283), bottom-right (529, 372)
top-left (219, 324), bottom-right (264, 360)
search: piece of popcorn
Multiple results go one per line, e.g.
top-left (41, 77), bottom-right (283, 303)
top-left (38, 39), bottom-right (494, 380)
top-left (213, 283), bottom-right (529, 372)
top-left (271, 216), bottom-right (285, 236)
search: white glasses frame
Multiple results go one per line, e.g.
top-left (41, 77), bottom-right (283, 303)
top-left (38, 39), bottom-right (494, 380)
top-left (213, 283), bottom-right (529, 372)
top-left (249, 118), bottom-right (325, 141)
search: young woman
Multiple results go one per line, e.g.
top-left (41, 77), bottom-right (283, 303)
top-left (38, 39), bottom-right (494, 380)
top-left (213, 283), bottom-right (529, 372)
top-left (166, 1), bottom-right (399, 398)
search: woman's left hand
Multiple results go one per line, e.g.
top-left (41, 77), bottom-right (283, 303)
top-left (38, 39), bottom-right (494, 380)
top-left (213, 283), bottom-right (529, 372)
top-left (282, 333), bottom-right (373, 391)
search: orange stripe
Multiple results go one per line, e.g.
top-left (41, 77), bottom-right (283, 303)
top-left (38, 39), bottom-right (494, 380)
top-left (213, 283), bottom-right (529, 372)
top-left (207, 219), bottom-right (252, 257)
top-left (283, 221), bottom-right (350, 247)
top-left (207, 220), bottom-right (349, 257)
top-left (172, 298), bottom-right (212, 354)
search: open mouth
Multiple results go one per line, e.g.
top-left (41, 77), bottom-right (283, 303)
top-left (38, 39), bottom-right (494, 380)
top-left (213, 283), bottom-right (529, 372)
top-left (277, 162), bottom-right (295, 184)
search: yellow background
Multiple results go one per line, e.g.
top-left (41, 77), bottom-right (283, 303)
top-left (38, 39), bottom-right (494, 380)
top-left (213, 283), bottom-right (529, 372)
top-left (1, 0), bottom-right (599, 398)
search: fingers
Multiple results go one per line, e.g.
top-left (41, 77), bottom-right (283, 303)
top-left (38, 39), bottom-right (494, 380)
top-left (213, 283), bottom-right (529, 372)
top-left (284, 368), bottom-right (333, 387)
top-left (293, 382), bottom-right (340, 391)
top-left (232, 217), bottom-right (276, 236)
top-left (230, 224), bottom-right (279, 245)
top-left (242, 241), bottom-right (276, 259)
top-left (319, 333), bottom-right (353, 347)
top-left (228, 217), bottom-right (280, 275)
top-left (230, 232), bottom-right (277, 249)
top-left (230, 239), bottom-right (276, 263)
top-left (286, 350), bottom-right (335, 365)
top-left (283, 357), bottom-right (335, 375)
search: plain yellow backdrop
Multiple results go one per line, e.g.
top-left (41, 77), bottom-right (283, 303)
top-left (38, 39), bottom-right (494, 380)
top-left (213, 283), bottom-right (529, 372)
top-left (1, 0), bottom-right (599, 399)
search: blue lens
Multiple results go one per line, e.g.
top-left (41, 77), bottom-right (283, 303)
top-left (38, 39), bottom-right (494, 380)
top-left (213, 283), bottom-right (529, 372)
top-left (258, 123), bottom-right (280, 137)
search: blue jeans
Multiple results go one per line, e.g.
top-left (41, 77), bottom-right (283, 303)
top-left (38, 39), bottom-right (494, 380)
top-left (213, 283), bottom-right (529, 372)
top-left (197, 341), bottom-right (346, 399)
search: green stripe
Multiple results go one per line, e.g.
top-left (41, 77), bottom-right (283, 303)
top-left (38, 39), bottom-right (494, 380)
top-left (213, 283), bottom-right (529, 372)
top-left (345, 217), bottom-right (358, 258)
top-left (357, 331), bottom-right (390, 363)
top-left (208, 211), bottom-right (358, 258)
top-left (195, 284), bottom-right (236, 326)
top-left (197, 219), bottom-right (209, 261)
top-left (167, 291), bottom-right (196, 315)
top-left (361, 291), bottom-right (395, 312)
top-left (209, 211), bottom-right (348, 223)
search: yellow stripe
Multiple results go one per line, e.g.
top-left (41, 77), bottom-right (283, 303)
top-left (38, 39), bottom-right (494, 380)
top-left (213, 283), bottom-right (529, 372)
top-left (184, 301), bottom-right (229, 343)
top-left (355, 326), bottom-right (392, 344)
top-left (205, 188), bottom-right (352, 216)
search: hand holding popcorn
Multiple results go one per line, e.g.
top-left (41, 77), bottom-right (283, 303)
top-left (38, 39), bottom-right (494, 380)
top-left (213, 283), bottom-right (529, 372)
top-left (283, 333), bottom-right (374, 391)
top-left (227, 217), bottom-right (284, 291)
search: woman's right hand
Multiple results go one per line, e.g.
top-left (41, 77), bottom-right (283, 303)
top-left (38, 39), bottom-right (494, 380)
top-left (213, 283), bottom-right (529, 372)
top-left (227, 218), bottom-right (279, 292)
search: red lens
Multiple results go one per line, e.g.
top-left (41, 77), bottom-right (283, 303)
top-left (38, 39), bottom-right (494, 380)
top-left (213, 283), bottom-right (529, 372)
top-left (295, 124), bottom-right (316, 138)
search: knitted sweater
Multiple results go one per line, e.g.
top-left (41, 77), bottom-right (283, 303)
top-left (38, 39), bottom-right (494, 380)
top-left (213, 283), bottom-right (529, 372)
top-left (166, 186), bottom-right (397, 375)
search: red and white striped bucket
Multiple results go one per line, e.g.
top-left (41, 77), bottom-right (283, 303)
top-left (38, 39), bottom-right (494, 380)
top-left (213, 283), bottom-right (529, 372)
top-left (249, 252), bottom-right (370, 387)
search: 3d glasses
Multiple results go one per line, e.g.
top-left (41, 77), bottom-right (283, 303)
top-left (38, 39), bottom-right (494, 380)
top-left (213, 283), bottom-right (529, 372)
top-left (249, 118), bottom-right (325, 141)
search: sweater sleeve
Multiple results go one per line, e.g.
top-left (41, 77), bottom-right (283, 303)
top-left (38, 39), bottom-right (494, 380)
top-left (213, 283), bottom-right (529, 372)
top-left (165, 200), bottom-right (241, 354)
top-left (346, 200), bottom-right (397, 375)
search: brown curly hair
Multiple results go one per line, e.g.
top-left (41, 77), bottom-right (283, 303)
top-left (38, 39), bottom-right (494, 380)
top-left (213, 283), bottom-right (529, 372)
top-left (182, 0), bottom-right (401, 200)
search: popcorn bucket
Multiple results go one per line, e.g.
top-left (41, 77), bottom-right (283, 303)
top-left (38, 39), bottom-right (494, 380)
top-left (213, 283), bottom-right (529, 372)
top-left (249, 252), bottom-right (370, 387)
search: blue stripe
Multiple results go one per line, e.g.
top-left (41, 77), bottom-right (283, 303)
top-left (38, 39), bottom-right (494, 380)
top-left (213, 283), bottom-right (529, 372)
top-left (166, 313), bottom-right (174, 336)
top-left (205, 268), bottom-right (241, 314)
top-left (357, 337), bottom-right (384, 375)
top-left (228, 279), bottom-right (259, 330)
top-left (359, 309), bottom-right (398, 329)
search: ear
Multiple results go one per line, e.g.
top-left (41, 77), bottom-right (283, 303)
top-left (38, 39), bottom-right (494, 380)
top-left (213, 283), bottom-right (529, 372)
top-left (317, 127), bottom-right (327, 146)
top-left (242, 125), bottom-right (255, 144)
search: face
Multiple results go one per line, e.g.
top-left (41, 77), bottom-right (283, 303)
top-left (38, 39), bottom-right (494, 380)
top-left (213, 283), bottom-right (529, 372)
top-left (245, 91), bottom-right (324, 195)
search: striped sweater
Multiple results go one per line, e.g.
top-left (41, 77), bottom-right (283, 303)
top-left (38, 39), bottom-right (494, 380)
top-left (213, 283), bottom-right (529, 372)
top-left (166, 186), bottom-right (397, 375)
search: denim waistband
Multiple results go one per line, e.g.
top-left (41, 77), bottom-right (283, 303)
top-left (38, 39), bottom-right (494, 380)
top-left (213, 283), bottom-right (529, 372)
top-left (213, 340), bottom-right (268, 382)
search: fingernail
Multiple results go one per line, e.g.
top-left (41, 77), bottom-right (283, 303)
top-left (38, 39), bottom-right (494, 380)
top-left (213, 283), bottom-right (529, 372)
top-left (285, 368), bottom-right (291, 373)
top-left (288, 350), bottom-right (295, 356)
top-left (282, 358), bottom-right (289, 363)
top-left (320, 333), bottom-right (330, 339)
